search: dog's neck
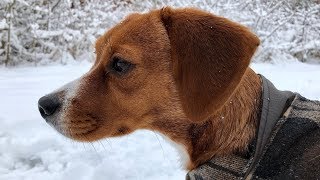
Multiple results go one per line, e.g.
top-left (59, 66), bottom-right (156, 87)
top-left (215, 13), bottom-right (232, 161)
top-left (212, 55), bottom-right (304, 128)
top-left (150, 68), bottom-right (262, 170)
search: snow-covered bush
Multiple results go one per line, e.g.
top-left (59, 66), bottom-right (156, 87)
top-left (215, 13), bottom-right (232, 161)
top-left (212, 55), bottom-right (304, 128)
top-left (0, 0), bottom-right (319, 66)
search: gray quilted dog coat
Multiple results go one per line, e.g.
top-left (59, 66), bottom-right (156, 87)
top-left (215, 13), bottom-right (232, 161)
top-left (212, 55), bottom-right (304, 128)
top-left (186, 76), bottom-right (320, 180)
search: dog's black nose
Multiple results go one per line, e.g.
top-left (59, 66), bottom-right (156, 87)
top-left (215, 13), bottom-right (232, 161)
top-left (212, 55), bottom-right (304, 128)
top-left (38, 95), bottom-right (60, 118)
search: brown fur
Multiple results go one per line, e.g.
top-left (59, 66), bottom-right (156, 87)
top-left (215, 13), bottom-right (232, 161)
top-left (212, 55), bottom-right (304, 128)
top-left (53, 7), bottom-right (262, 171)
top-left (150, 68), bottom-right (261, 169)
top-left (161, 7), bottom-right (260, 122)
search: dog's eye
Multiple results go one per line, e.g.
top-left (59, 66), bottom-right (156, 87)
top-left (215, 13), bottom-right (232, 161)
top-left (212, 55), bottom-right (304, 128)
top-left (111, 57), bottom-right (132, 75)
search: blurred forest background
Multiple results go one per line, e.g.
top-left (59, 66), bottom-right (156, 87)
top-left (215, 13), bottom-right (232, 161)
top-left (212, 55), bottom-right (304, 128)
top-left (0, 0), bottom-right (319, 66)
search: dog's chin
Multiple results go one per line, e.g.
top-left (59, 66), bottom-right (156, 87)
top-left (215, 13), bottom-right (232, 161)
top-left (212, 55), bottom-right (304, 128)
top-left (55, 124), bottom-right (101, 142)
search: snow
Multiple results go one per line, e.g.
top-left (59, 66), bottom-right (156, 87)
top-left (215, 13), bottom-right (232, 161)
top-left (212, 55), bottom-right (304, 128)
top-left (0, 62), bottom-right (320, 180)
top-left (250, 62), bottom-right (320, 100)
top-left (0, 19), bottom-right (7, 30)
top-left (34, 30), bottom-right (64, 39)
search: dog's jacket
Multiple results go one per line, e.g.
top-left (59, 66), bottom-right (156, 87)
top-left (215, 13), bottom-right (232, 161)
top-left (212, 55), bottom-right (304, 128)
top-left (186, 76), bottom-right (320, 180)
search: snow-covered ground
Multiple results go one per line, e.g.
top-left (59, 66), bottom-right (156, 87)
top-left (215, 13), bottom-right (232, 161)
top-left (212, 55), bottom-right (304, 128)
top-left (0, 62), bottom-right (319, 180)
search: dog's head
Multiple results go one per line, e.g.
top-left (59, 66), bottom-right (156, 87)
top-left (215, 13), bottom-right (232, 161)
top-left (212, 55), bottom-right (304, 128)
top-left (38, 7), bottom-right (259, 142)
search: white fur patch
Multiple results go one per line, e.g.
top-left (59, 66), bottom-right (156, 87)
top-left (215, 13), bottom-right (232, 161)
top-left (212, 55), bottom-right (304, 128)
top-left (52, 75), bottom-right (85, 129)
top-left (55, 77), bottom-right (82, 99)
top-left (158, 133), bottom-right (190, 169)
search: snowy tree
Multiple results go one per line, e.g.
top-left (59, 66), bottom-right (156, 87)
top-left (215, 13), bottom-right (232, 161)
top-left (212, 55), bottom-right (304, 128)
top-left (0, 0), bottom-right (319, 66)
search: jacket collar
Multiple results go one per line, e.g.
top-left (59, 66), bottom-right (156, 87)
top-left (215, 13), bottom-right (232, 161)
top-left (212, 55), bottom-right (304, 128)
top-left (186, 75), bottom-right (295, 180)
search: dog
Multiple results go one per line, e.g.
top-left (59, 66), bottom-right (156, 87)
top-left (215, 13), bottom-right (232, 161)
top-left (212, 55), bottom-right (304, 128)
top-left (38, 7), bottom-right (320, 179)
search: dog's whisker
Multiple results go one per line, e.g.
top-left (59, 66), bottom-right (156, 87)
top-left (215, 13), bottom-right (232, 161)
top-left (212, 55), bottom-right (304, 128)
top-left (98, 140), bottom-right (108, 153)
top-left (104, 139), bottom-right (113, 150)
top-left (90, 142), bottom-right (99, 155)
top-left (152, 130), bottom-right (167, 161)
top-left (82, 142), bottom-right (87, 151)
top-left (83, 134), bottom-right (99, 155)
top-left (79, 134), bottom-right (102, 159)
top-left (63, 127), bottom-right (80, 149)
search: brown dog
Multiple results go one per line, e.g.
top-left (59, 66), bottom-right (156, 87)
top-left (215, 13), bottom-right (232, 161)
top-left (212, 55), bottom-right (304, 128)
top-left (38, 7), bottom-right (320, 179)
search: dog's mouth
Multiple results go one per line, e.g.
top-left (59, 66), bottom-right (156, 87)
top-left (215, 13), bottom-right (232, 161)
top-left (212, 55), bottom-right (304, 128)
top-left (69, 118), bottom-right (98, 137)
top-left (45, 107), bottom-right (100, 141)
top-left (45, 116), bottom-right (99, 141)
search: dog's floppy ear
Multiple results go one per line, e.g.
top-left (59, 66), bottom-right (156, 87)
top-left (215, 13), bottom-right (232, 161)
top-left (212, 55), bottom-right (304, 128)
top-left (160, 7), bottom-right (260, 122)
